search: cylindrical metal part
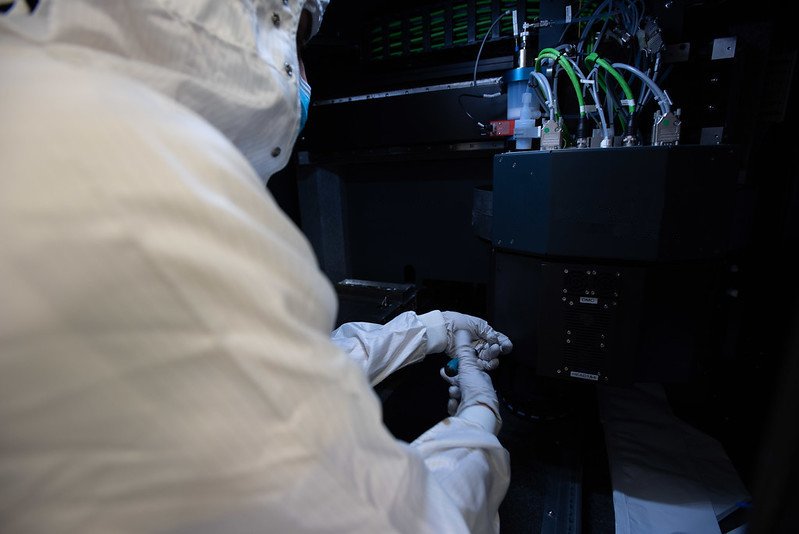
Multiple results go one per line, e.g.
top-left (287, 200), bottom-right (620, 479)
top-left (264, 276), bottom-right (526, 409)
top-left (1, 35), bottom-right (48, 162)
top-left (519, 48), bottom-right (530, 68)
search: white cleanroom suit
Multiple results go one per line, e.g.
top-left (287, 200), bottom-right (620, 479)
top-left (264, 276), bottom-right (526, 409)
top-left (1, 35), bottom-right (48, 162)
top-left (0, 1), bottom-right (511, 532)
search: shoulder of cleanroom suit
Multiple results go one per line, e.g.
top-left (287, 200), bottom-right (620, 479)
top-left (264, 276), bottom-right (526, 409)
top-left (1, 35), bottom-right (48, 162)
top-left (0, 0), bottom-right (328, 182)
top-left (0, 1), bottom-right (510, 533)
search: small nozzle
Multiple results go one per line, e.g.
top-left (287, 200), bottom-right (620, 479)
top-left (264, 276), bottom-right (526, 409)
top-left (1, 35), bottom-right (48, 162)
top-left (444, 358), bottom-right (459, 377)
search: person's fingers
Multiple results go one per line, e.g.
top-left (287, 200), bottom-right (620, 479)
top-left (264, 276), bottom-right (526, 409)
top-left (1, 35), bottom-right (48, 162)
top-left (470, 318), bottom-right (512, 359)
top-left (497, 332), bottom-right (513, 353)
top-left (449, 385), bottom-right (461, 399)
top-left (447, 398), bottom-right (458, 416)
top-left (470, 315), bottom-right (499, 344)
top-left (439, 367), bottom-right (457, 386)
top-left (478, 343), bottom-right (501, 362)
top-left (482, 358), bottom-right (500, 371)
top-left (470, 319), bottom-right (512, 357)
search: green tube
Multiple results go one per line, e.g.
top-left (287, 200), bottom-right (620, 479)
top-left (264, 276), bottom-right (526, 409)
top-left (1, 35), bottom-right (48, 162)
top-left (535, 48), bottom-right (586, 117)
top-left (585, 53), bottom-right (636, 114)
top-left (596, 58), bottom-right (635, 114)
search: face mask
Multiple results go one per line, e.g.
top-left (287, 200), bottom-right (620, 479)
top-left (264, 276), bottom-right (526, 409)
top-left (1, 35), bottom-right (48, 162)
top-left (298, 77), bottom-right (312, 133)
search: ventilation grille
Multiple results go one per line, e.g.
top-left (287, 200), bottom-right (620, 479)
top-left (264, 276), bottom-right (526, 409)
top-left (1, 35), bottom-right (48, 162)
top-left (563, 306), bottom-right (612, 371)
top-left (560, 266), bottom-right (620, 374)
top-left (366, 0), bottom-right (541, 61)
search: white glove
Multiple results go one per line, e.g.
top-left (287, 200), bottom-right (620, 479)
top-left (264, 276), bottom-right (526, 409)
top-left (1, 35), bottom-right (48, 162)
top-left (440, 330), bottom-right (501, 425)
top-left (440, 311), bottom-right (512, 371)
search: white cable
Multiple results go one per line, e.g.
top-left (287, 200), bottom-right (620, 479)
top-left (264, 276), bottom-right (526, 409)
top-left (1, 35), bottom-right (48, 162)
top-left (589, 69), bottom-right (610, 144)
top-left (611, 62), bottom-right (670, 114)
top-left (566, 59), bottom-right (610, 143)
top-left (531, 71), bottom-right (555, 121)
top-left (640, 52), bottom-right (662, 107)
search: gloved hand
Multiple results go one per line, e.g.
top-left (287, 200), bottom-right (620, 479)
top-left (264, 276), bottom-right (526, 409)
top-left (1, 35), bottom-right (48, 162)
top-left (440, 311), bottom-right (513, 371)
top-left (440, 330), bottom-right (501, 424)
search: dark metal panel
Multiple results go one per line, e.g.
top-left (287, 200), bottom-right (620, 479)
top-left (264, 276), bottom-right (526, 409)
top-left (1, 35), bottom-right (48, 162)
top-left (341, 158), bottom-right (494, 285)
top-left (297, 166), bottom-right (350, 284)
top-left (302, 82), bottom-right (506, 153)
top-left (492, 251), bottom-right (721, 386)
top-left (492, 146), bottom-right (739, 262)
top-left (491, 152), bottom-right (555, 255)
top-left (491, 250), bottom-right (544, 369)
top-left (660, 146), bottom-right (739, 258)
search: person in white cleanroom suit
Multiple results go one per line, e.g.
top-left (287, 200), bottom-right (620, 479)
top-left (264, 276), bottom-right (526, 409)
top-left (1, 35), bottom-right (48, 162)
top-left (0, 1), bottom-right (513, 532)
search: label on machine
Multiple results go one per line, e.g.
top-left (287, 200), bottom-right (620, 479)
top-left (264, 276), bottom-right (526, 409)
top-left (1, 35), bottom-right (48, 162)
top-left (570, 371), bottom-right (599, 381)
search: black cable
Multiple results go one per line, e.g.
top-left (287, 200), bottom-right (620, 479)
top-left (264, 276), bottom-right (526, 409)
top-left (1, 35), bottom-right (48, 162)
top-left (458, 93), bottom-right (491, 131)
top-left (593, 7), bottom-right (613, 53)
top-left (472, 9), bottom-right (513, 87)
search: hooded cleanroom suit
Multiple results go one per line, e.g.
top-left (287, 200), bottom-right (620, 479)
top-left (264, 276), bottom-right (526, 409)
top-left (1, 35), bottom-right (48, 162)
top-left (0, 1), bottom-right (510, 532)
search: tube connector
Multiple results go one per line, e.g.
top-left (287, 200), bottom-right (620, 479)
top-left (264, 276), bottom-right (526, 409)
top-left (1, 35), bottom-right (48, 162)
top-left (651, 110), bottom-right (681, 145)
top-left (540, 119), bottom-right (561, 150)
top-left (622, 134), bottom-right (638, 147)
top-left (623, 115), bottom-right (639, 146)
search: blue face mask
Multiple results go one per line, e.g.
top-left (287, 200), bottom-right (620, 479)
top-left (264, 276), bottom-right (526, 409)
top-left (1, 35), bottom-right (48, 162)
top-left (298, 77), bottom-right (312, 133)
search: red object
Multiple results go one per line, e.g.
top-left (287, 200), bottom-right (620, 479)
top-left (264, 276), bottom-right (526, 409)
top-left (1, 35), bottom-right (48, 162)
top-left (490, 120), bottom-right (515, 137)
